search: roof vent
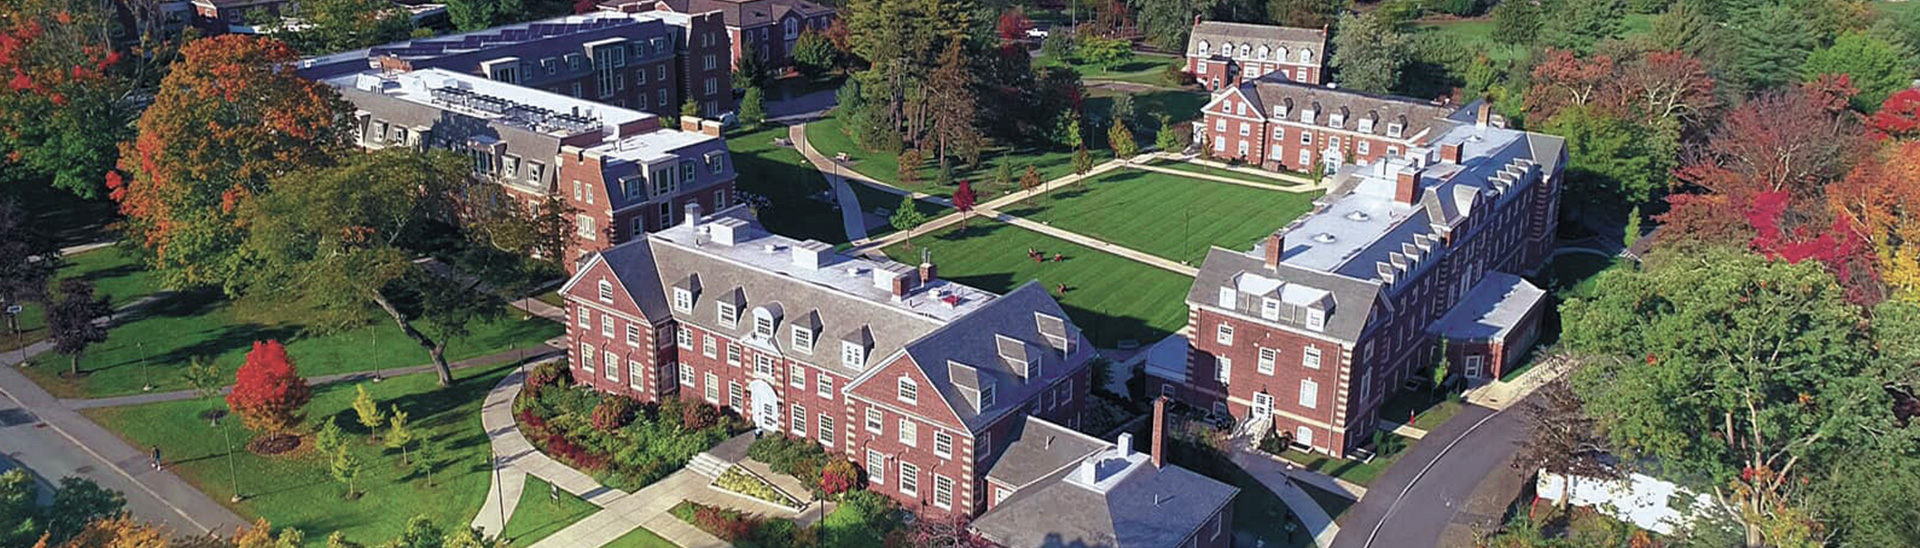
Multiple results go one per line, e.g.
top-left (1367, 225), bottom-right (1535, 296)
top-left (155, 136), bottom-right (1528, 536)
top-left (1344, 211), bottom-right (1371, 222)
top-left (1312, 233), bottom-right (1338, 243)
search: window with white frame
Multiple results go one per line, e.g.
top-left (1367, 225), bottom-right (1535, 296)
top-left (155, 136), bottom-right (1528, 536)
top-left (626, 324), bottom-right (641, 346)
top-left (1261, 297), bottom-right (1281, 320)
top-left (1359, 367), bottom-right (1373, 403)
top-left (581, 342), bottom-right (596, 371)
top-left (1214, 119), bottom-right (1226, 132)
top-left (789, 364), bottom-right (805, 388)
top-left (1216, 323), bottom-right (1234, 345)
top-left (673, 288), bottom-right (692, 312)
top-left (755, 355), bottom-right (774, 378)
top-left (817, 375), bottom-right (833, 399)
top-left (792, 404), bottom-right (806, 434)
top-left (598, 280), bottom-right (613, 302)
top-left (1161, 383), bottom-right (1174, 400)
top-left (866, 407), bottom-right (883, 433)
top-left (898, 377), bottom-right (918, 404)
top-left (1258, 347), bottom-right (1277, 375)
top-left (680, 365), bottom-right (694, 386)
top-left (819, 414), bottom-right (835, 446)
top-left (727, 343), bottom-right (741, 366)
top-left (1238, 122), bottom-right (1250, 136)
top-left (577, 308), bottom-right (590, 327)
top-left (1299, 149), bottom-right (1312, 166)
top-left (1304, 346), bottom-right (1322, 369)
top-left (602, 315), bottom-right (615, 337)
top-left (898, 418), bottom-right (916, 446)
top-left (677, 326), bottom-right (693, 348)
top-left (728, 381), bottom-right (743, 409)
top-left (702, 335), bottom-right (716, 358)
top-left (753, 311), bottom-right (774, 340)
top-left (933, 475), bottom-right (953, 509)
top-left (605, 351), bottom-right (618, 380)
top-left (791, 326), bottom-right (814, 353)
top-left (842, 341), bottom-right (866, 370)
top-left (1357, 141), bottom-right (1371, 156)
top-left (717, 302), bottom-right (738, 328)
top-left (1300, 132), bottom-right (1313, 145)
top-left (899, 462), bottom-right (919, 496)
top-left (1216, 357), bottom-right (1231, 384)
top-left (867, 450), bottom-right (885, 485)
top-left (1061, 379), bottom-right (1073, 404)
top-left (934, 431), bottom-right (953, 459)
top-left (1299, 379), bottom-right (1318, 408)
top-left (980, 383), bottom-right (996, 409)
top-left (704, 372), bottom-right (719, 402)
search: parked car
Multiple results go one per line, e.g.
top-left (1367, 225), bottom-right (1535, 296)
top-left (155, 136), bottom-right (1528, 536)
top-left (1025, 27), bottom-right (1049, 39)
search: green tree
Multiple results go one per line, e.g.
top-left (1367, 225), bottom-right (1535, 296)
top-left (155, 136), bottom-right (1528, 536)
top-left (1622, 206), bottom-right (1643, 250)
top-left (1489, 0), bottom-right (1542, 46)
top-left (416, 439), bottom-right (444, 488)
top-left (445, 0), bottom-right (526, 32)
top-left (1429, 337), bottom-right (1451, 396)
top-left (330, 445), bottom-right (363, 499)
top-left (1647, 0), bottom-right (1721, 59)
top-left (1539, 106), bottom-right (1673, 211)
top-left (1540, 0), bottom-right (1625, 54)
top-left (314, 418), bottom-right (346, 456)
top-left (1057, 112), bottom-right (1085, 150)
top-left (238, 149), bottom-right (542, 387)
top-left (1075, 35), bottom-right (1134, 69)
top-left (385, 405), bottom-right (415, 465)
top-left (993, 162), bottom-right (1015, 190)
top-left (1267, 0), bottom-right (1347, 28)
top-left (260, 0), bottom-right (414, 55)
top-left (1072, 147), bottom-right (1094, 178)
top-left (392, 516), bottom-right (446, 548)
top-left (1154, 113), bottom-right (1184, 152)
top-left (889, 194), bottom-right (928, 232)
top-left (1562, 247), bottom-right (1894, 547)
top-left (682, 99), bottom-right (702, 121)
top-left (0, 470), bottom-right (40, 547)
top-left (733, 52), bottom-right (765, 91)
top-left (0, 0), bottom-right (148, 199)
top-left (1328, 12), bottom-right (1413, 94)
top-left (1110, 123), bottom-right (1138, 160)
top-left (1110, 94), bottom-right (1137, 131)
top-left (351, 384), bottom-right (385, 436)
top-left (1041, 29), bottom-right (1074, 59)
top-left (1728, 5), bottom-right (1816, 92)
top-left (793, 29), bottom-right (838, 78)
top-left (1802, 32), bottom-right (1912, 110)
top-left (43, 477), bottom-right (125, 544)
top-left (183, 358), bottom-right (226, 425)
top-left (738, 87), bottom-right (767, 130)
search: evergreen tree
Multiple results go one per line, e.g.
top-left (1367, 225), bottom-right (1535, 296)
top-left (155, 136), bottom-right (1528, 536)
top-left (738, 87), bottom-right (767, 130)
top-left (1803, 32), bottom-right (1912, 110)
top-left (1489, 0), bottom-right (1542, 46)
top-left (1541, 0), bottom-right (1626, 54)
top-left (927, 37), bottom-right (983, 167)
top-left (889, 195), bottom-right (927, 232)
top-left (1154, 113), bottom-right (1184, 152)
top-left (1729, 4), bottom-right (1816, 92)
top-left (445, 0), bottom-right (526, 32)
top-left (1647, 0), bottom-right (1720, 59)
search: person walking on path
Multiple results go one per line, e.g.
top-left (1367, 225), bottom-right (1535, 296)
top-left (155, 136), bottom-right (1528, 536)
top-left (150, 446), bottom-right (162, 470)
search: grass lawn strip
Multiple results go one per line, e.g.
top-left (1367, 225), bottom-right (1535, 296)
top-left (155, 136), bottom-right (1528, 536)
top-left (1148, 159), bottom-right (1301, 188)
top-left (883, 220), bottom-right (1191, 348)
top-left (83, 365), bottom-right (515, 547)
top-left (729, 124), bottom-right (848, 244)
top-left (603, 526), bottom-right (679, 548)
top-left (1378, 390), bottom-right (1465, 430)
top-left (804, 115), bottom-right (1114, 201)
top-left (1275, 434), bottom-right (1414, 487)
top-left (1037, 53), bottom-right (1184, 87)
top-left (500, 476), bottom-right (602, 546)
top-left (23, 289), bottom-right (561, 399)
top-left (1, 246), bottom-right (166, 353)
top-left (1000, 168), bottom-right (1319, 265)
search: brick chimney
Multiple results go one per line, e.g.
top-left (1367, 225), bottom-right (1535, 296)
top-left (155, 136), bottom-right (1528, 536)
top-left (376, 55), bottom-right (413, 74)
top-left (891, 275), bottom-right (910, 298)
top-left (919, 262), bottom-right (937, 286)
top-left (680, 116), bottom-right (702, 133)
top-left (1151, 396), bottom-right (1167, 469)
top-left (1475, 102), bottom-right (1492, 128)
top-left (1395, 167), bottom-right (1422, 205)
top-left (1264, 233), bottom-right (1282, 270)
top-left (1440, 142), bottom-right (1463, 164)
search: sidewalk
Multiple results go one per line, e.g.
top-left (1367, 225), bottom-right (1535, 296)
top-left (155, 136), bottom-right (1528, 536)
top-left (1176, 154), bottom-right (1319, 186)
top-left (1230, 441), bottom-right (1344, 547)
top-left (788, 124), bottom-right (871, 243)
top-left (0, 341), bottom-right (248, 537)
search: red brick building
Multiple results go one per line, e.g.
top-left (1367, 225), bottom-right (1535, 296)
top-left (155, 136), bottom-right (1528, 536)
top-left (1199, 78), bottom-right (1460, 174)
top-left (1150, 113), bottom-right (1566, 458)
top-left (607, 0), bottom-right (836, 71)
top-left (561, 208), bottom-right (1109, 519)
top-left (1185, 20), bottom-right (1326, 91)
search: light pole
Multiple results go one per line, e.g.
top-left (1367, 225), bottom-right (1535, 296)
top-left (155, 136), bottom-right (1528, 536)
top-left (493, 455), bottom-right (507, 530)
top-left (139, 341), bottom-right (152, 392)
top-left (371, 328), bottom-right (382, 383)
top-left (221, 418), bottom-right (243, 503)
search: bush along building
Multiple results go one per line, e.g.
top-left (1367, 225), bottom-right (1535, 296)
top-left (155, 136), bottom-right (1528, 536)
top-left (558, 207), bottom-right (1237, 545)
top-left (316, 67), bottom-right (736, 271)
top-left (1151, 102), bottom-right (1566, 458)
top-left (601, 0), bottom-right (836, 72)
top-left (298, 10), bottom-right (735, 118)
top-left (1198, 77), bottom-right (1461, 174)
top-left (1185, 19), bottom-right (1327, 91)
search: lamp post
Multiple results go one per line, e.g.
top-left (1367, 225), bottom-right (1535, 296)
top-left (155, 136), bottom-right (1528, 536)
top-left (4, 303), bottom-right (22, 365)
top-left (371, 328), bottom-right (382, 383)
top-left (221, 418), bottom-right (243, 503)
top-left (139, 341), bottom-right (152, 391)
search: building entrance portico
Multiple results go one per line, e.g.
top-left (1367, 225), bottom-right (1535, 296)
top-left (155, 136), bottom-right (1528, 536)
top-left (749, 379), bottom-right (781, 432)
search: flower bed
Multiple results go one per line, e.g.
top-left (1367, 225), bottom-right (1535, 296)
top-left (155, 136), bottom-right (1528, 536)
top-left (715, 467), bottom-right (802, 508)
top-left (747, 433), bottom-right (863, 498)
top-left (514, 361), bottom-right (748, 491)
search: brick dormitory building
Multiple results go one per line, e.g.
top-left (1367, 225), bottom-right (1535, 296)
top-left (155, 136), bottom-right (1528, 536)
top-left (559, 207), bottom-right (1238, 547)
top-left (1151, 90), bottom-right (1567, 458)
top-left (599, 0), bottom-right (837, 71)
top-left (1184, 19), bottom-right (1327, 91)
top-left (1198, 77), bottom-right (1461, 174)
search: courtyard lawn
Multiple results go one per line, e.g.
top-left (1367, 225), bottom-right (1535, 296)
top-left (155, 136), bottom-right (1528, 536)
top-left (82, 365), bottom-right (516, 547)
top-left (1275, 433), bottom-right (1413, 487)
top-left (729, 123), bottom-right (846, 244)
top-left (500, 476), bottom-right (601, 546)
top-left (23, 290), bottom-right (562, 399)
top-left (882, 220), bottom-right (1191, 348)
top-left (1084, 87), bottom-right (1210, 131)
top-left (803, 114), bottom-right (1114, 201)
top-left (605, 526), bottom-right (679, 548)
top-left (1038, 52), bottom-right (1186, 87)
top-left (1379, 390), bottom-right (1466, 430)
top-left (1148, 159), bottom-right (1299, 187)
top-left (846, 181), bottom-right (950, 239)
top-left (1532, 253), bottom-right (1620, 299)
top-left (999, 168), bottom-right (1320, 265)
top-left (1, 246), bottom-right (165, 353)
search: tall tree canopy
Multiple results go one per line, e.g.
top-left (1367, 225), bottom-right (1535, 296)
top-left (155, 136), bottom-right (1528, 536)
top-left (446, 0), bottom-right (528, 32)
top-left (111, 34), bottom-right (353, 290)
top-left (1540, 0), bottom-right (1626, 54)
top-left (1800, 32), bottom-right (1913, 111)
top-left (256, 0), bottom-right (415, 56)
top-left (1328, 11), bottom-right (1412, 94)
top-left (1830, 141), bottom-right (1920, 299)
top-left (0, 0), bottom-right (155, 198)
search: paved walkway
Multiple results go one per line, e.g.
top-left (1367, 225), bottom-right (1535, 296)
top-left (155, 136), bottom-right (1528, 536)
top-left (477, 370), bottom-right (731, 548)
top-left (1230, 441), bottom-right (1344, 547)
top-left (788, 124), bottom-right (871, 243)
top-left (0, 340), bottom-right (249, 537)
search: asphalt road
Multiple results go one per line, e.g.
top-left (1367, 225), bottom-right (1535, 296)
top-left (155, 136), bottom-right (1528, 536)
top-left (1330, 393), bottom-right (1536, 548)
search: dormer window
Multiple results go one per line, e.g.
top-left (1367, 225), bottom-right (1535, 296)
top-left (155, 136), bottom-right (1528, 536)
top-left (1306, 309), bottom-right (1327, 331)
top-left (1198, 40), bottom-right (1209, 55)
top-left (1271, 106), bottom-right (1285, 118)
top-left (1358, 117), bottom-right (1376, 133)
top-left (1261, 297), bottom-right (1281, 320)
top-left (842, 341), bottom-right (866, 369)
top-left (1299, 49), bottom-right (1313, 63)
top-left (1387, 123), bottom-right (1405, 138)
top-left (1257, 45), bottom-right (1269, 59)
top-left (753, 310), bottom-right (775, 340)
top-left (717, 302), bottom-right (738, 328)
top-left (791, 326), bottom-right (815, 353)
top-left (1330, 113), bottom-right (1346, 129)
top-left (1220, 42), bottom-right (1233, 57)
top-left (1217, 287), bottom-right (1235, 309)
top-left (1301, 109), bottom-right (1316, 124)
top-left (673, 288), bottom-right (693, 312)
top-left (598, 280), bottom-right (613, 303)
top-left (898, 377), bottom-right (918, 404)
top-left (1238, 44), bottom-right (1250, 57)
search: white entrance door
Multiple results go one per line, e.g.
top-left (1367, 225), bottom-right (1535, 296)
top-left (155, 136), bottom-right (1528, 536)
top-left (1251, 392), bottom-right (1273, 420)
top-left (1465, 355), bottom-right (1484, 379)
top-left (748, 379), bottom-right (781, 432)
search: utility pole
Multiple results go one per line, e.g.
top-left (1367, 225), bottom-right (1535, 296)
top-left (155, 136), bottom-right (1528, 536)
top-left (222, 419), bottom-right (243, 502)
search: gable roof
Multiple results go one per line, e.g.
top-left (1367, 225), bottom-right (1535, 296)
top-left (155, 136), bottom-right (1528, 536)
top-left (983, 416), bottom-right (1109, 489)
top-left (1186, 20), bottom-right (1326, 59)
top-left (648, 0), bottom-right (833, 28)
top-left (1239, 78), bottom-right (1461, 142)
top-left (971, 434), bottom-right (1240, 548)
top-left (879, 282), bottom-right (1089, 431)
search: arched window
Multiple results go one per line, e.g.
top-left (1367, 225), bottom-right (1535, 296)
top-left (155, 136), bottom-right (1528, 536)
top-left (1220, 42), bottom-right (1234, 57)
top-left (1238, 44), bottom-right (1250, 57)
top-left (1198, 40), bottom-right (1210, 55)
top-left (1300, 49), bottom-right (1313, 63)
top-left (1257, 45), bottom-right (1269, 60)
top-left (1276, 47), bottom-right (1288, 62)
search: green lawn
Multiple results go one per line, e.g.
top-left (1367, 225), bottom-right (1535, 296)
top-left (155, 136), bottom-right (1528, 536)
top-left (883, 221), bottom-right (1191, 348)
top-left (803, 114), bottom-right (1114, 201)
top-left (1379, 390), bottom-right (1466, 429)
top-left (605, 526), bottom-right (679, 548)
top-left (1148, 160), bottom-right (1299, 187)
top-left (2, 246), bottom-right (164, 353)
top-left (0, 179), bottom-right (118, 248)
top-left (1000, 168), bottom-right (1320, 265)
top-left (1533, 252), bottom-right (1620, 299)
top-left (533, 290), bottom-right (565, 309)
top-left (1084, 87), bottom-right (1210, 131)
top-left (1275, 434), bottom-right (1413, 487)
top-left (501, 476), bottom-right (602, 546)
top-left (846, 181), bottom-right (950, 237)
top-left (23, 289), bottom-right (561, 399)
top-left (83, 365), bottom-right (515, 547)
top-left (1038, 52), bottom-right (1185, 87)
top-left (728, 123), bottom-right (846, 244)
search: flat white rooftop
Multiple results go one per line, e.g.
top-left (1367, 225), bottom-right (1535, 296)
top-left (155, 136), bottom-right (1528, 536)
top-left (592, 126), bottom-right (720, 164)
top-left (328, 68), bottom-right (653, 139)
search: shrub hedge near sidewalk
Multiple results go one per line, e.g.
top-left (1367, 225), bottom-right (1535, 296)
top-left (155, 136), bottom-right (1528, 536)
top-left (513, 361), bottom-right (749, 491)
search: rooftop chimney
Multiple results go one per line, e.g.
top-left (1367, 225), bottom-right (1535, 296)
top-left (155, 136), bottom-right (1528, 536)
top-left (1264, 233), bottom-right (1282, 270)
top-left (680, 116), bottom-right (702, 133)
top-left (1440, 142), bottom-right (1463, 164)
top-left (682, 202), bottom-right (703, 228)
top-left (918, 249), bottom-right (937, 286)
top-left (1475, 102), bottom-right (1492, 129)
top-left (1151, 397), bottom-right (1167, 469)
top-left (1117, 432), bottom-right (1134, 459)
top-left (1395, 166), bottom-right (1423, 205)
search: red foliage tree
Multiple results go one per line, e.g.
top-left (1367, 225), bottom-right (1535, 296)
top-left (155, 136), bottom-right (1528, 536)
top-left (0, 0), bottom-right (154, 198)
top-left (1615, 50), bottom-right (1716, 130)
top-left (1525, 49), bottom-right (1618, 122)
top-left (952, 179), bottom-right (977, 226)
top-left (225, 340), bottom-right (313, 436)
top-left (1829, 141), bottom-right (1920, 298)
top-left (112, 34), bottom-right (351, 288)
top-left (996, 7), bottom-right (1031, 43)
top-left (1868, 88), bottom-right (1920, 141)
top-left (821, 458), bottom-right (860, 495)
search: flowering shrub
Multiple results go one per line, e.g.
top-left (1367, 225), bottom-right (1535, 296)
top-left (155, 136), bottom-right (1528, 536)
top-left (821, 459), bottom-right (861, 496)
top-left (591, 395), bottom-right (639, 431)
top-left (673, 501), bottom-right (758, 541)
top-left (517, 377), bottom-right (745, 492)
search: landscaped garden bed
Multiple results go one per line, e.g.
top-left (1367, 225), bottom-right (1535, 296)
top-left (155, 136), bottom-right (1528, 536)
top-left (513, 361), bottom-right (749, 492)
top-left (671, 488), bottom-right (902, 548)
top-left (1260, 431), bottom-right (1413, 487)
top-left (746, 433), bottom-right (860, 499)
top-left (715, 467), bottom-right (802, 509)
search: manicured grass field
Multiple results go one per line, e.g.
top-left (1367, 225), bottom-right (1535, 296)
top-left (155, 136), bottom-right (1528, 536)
top-left (846, 181), bottom-right (950, 237)
top-left (1084, 87), bottom-right (1209, 131)
top-left (1000, 168), bottom-right (1320, 264)
top-left (1148, 160), bottom-right (1301, 187)
top-left (83, 366), bottom-right (515, 547)
top-left (883, 221), bottom-right (1191, 348)
top-left (1, 247), bottom-right (164, 353)
top-left (1533, 252), bottom-right (1621, 299)
top-left (23, 290), bottom-right (561, 399)
top-left (1038, 52), bottom-right (1185, 87)
top-left (803, 114), bottom-right (1114, 201)
top-left (501, 476), bottom-right (601, 546)
top-left (605, 526), bottom-right (679, 548)
top-left (1379, 390), bottom-right (1466, 429)
top-left (1277, 434), bottom-right (1413, 486)
top-left (729, 124), bottom-right (845, 244)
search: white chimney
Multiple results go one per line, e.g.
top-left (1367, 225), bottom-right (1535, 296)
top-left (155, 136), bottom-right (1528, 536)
top-left (1116, 433), bottom-right (1134, 459)
top-left (682, 202), bottom-right (702, 228)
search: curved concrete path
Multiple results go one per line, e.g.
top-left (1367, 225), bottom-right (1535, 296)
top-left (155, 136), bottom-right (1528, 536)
top-left (787, 124), bottom-right (871, 244)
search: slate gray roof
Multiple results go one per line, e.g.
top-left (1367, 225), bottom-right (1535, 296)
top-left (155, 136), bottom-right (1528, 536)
top-left (983, 416), bottom-right (1109, 489)
top-left (1187, 247), bottom-right (1384, 343)
top-left (971, 447), bottom-right (1239, 548)
top-left (1427, 271), bottom-right (1545, 341)
top-left (877, 282), bottom-right (1092, 431)
top-left (1237, 79), bottom-right (1460, 142)
top-left (1186, 21), bottom-right (1326, 61)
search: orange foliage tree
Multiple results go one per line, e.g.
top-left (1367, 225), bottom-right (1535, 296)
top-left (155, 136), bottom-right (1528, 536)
top-left (0, 0), bottom-right (157, 198)
top-left (1830, 141), bottom-right (1920, 300)
top-left (110, 34), bottom-right (351, 289)
top-left (225, 340), bottom-right (312, 436)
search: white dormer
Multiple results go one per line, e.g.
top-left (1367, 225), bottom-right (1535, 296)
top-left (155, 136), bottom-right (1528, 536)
top-left (1387, 122), bottom-right (1405, 139)
top-left (1299, 49), bottom-right (1313, 63)
top-left (791, 325), bottom-right (814, 353)
top-left (1358, 116), bottom-right (1376, 134)
top-left (1220, 42), bottom-right (1234, 57)
top-left (1238, 44), bottom-right (1250, 57)
top-left (1276, 46), bottom-right (1289, 62)
top-left (1217, 287), bottom-right (1236, 309)
top-left (1330, 111), bottom-right (1346, 129)
top-left (1261, 297), bottom-right (1281, 321)
top-left (842, 340), bottom-right (866, 370)
top-left (751, 305), bottom-right (780, 340)
top-left (1257, 45), bottom-right (1269, 59)
top-left (1300, 107), bottom-right (1316, 124)
top-left (1198, 40), bottom-right (1210, 56)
